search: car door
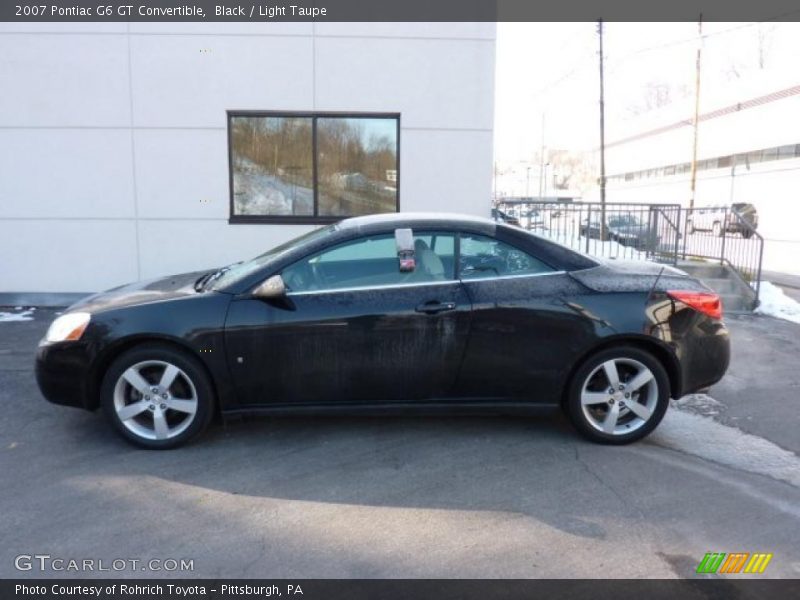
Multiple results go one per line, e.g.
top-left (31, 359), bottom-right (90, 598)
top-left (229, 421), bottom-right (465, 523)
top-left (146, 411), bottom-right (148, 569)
top-left (453, 232), bottom-right (594, 403)
top-left (224, 230), bottom-right (472, 406)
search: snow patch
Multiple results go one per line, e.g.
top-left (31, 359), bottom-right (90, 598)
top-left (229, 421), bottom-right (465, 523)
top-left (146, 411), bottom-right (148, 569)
top-left (672, 393), bottom-right (725, 417)
top-left (0, 308), bottom-right (35, 322)
top-left (754, 281), bottom-right (800, 325)
top-left (233, 158), bottom-right (313, 216)
top-left (651, 403), bottom-right (800, 488)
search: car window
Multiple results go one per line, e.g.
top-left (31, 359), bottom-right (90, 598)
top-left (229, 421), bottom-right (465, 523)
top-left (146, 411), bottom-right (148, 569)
top-left (207, 224), bottom-right (336, 290)
top-left (608, 215), bottom-right (641, 227)
top-left (283, 231), bottom-right (456, 293)
top-left (459, 234), bottom-right (553, 280)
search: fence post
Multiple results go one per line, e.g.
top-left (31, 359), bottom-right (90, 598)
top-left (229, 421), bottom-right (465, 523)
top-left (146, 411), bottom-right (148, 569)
top-left (755, 233), bottom-right (764, 309)
top-left (674, 207), bottom-right (681, 265)
top-left (719, 208), bottom-right (727, 265)
top-left (585, 206), bottom-right (592, 254)
top-left (648, 208), bottom-right (658, 260)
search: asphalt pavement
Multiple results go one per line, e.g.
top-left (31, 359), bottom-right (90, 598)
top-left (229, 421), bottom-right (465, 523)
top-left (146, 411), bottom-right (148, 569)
top-left (1, 308), bottom-right (799, 579)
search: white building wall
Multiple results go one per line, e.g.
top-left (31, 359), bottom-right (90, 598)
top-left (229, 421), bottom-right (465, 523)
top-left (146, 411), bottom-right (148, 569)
top-left (0, 22), bottom-right (495, 293)
top-left (601, 81), bottom-right (800, 276)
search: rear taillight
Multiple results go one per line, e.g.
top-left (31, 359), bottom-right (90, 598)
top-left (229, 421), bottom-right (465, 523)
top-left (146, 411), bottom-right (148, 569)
top-left (667, 290), bottom-right (723, 320)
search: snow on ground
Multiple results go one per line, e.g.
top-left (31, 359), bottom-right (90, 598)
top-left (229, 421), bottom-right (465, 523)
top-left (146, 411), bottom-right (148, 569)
top-left (671, 393), bottom-right (725, 417)
top-left (0, 307), bottom-right (35, 322)
top-left (233, 159), bottom-right (313, 216)
top-left (651, 398), bottom-right (800, 489)
top-left (754, 281), bottom-right (800, 324)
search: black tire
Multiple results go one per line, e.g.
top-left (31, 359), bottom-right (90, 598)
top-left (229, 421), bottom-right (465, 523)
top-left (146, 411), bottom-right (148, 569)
top-left (564, 346), bottom-right (670, 445)
top-left (742, 229), bottom-right (753, 239)
top-left (101, 343), bottom-right (215, 449)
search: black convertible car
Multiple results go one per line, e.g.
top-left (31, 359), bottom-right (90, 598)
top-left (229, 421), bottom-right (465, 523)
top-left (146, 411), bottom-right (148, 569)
top-left (36, 213), bottom-right (730, 449)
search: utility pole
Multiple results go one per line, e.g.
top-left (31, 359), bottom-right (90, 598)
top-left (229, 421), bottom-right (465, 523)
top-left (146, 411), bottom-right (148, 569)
top-left (688, 15), bottom-right (703, 211)
top-left (597, 19), bottom-right (607, 241)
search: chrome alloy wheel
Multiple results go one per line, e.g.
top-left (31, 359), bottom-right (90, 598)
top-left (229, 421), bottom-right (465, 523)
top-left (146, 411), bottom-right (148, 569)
top-left (112, 360), bottom-right (198, 441)
top-left (579, 358), bottom-right (659, 436)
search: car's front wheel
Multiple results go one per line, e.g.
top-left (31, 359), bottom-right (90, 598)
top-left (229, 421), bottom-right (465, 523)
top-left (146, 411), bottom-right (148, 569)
top-left (565, 346), bottom-right (670, 444)
top-left (101, 344), bottom-right (215, 449)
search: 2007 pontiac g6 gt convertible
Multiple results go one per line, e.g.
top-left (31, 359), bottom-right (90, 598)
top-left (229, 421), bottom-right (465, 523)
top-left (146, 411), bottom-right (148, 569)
top-left (36, 213), bottom-right (730, 449)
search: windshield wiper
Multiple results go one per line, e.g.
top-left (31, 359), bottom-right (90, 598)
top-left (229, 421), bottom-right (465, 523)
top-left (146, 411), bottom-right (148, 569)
top-left (194, 271), bottom-right (215, 292)
top-left (195, 262), bottom-right (243, 292)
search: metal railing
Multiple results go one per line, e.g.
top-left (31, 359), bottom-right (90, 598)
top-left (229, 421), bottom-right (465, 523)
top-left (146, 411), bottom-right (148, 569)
top-left (494, 200), bottom-right (765, 304)
top-left (681, 206), bottom-right (765, 300)
top-left (495, 200), bottom-right (682, 264)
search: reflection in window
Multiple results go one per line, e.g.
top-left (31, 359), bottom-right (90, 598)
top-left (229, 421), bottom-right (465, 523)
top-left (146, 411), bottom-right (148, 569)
top-left (230, 116), bottom-right (313, 216)
top-left (317, 118), bottom-right (398, 217)
top-left (229, 113), bottom-right (399, 221)
top-left (459, 234), bottom-right (553, 279)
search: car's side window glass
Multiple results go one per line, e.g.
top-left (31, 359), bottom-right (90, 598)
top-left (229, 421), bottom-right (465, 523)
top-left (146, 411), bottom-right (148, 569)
top-left (282, 232), bottom-right (456, 293)
top-left (459, 234), bottom-right (553, 280)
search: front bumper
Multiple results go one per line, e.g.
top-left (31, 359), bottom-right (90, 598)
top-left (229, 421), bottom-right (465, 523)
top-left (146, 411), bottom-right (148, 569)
top-left (35, 341), bottom-right (94, 410)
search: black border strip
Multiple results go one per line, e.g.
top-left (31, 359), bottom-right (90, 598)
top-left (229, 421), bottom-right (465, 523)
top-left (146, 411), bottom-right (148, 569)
top-left (4, 1), bottom-right (800, 22)
top-left (4, 579), bottom-right (800, 600)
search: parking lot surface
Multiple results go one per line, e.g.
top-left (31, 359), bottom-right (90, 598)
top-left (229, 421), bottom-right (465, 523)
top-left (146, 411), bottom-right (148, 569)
top-left (1, 308), bottom-right (799, 578)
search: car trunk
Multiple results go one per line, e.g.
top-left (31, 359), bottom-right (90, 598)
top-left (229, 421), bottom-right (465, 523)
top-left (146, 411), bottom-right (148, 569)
top-left (569, 260), bottom-right (709, 294)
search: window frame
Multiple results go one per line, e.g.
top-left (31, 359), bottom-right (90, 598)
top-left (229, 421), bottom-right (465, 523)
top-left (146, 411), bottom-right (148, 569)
top-left (227, 110), bottom-right (401, 225)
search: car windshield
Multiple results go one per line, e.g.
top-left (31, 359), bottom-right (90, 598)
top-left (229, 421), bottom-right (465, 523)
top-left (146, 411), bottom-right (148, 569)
top-left (608, 215), bottom-right (641, 227)
top-left (205, 224), bottom-right (337, 290)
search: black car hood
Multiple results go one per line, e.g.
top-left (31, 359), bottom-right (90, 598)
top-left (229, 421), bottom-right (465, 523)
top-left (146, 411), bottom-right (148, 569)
top-left (68, 270), bottom-right (213, 313)
top-left (570, 260), bottom-right (708, 293)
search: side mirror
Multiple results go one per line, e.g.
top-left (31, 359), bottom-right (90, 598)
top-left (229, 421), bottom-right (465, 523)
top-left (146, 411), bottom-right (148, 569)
top-left (253, 274), bottom-right (286, 299)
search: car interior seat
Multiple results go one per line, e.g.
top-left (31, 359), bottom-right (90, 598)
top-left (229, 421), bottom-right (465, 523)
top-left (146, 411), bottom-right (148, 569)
top-left (412, 239), bottom-right (446, 281)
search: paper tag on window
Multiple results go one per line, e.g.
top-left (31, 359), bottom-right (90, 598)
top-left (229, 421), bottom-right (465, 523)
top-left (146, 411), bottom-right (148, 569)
top-left (395, 228), bottom-right (415, 272)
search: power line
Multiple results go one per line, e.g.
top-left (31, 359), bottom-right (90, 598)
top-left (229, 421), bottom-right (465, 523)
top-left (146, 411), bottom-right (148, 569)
top-left (533, 36), bottom-right (597, 97)
top-left (528, 15), bottom-right (800, 98)
top-left (605, 15), bottom-right (799, 72)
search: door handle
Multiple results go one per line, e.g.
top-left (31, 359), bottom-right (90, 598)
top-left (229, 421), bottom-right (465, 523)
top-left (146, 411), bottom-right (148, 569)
top-left (415, 301), bottom-right (457, 315)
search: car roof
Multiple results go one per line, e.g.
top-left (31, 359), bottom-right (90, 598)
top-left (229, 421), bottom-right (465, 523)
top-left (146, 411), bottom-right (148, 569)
top-left (336, 212), bottom-right (501, 235)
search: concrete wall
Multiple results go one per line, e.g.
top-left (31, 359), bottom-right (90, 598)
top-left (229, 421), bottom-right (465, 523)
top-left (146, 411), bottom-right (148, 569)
top-left (0, 22), bottom-right (495, 293)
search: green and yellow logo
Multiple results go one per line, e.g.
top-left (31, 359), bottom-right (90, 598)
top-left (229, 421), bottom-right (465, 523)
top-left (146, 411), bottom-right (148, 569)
top-left (696, 552), bottom-right (773, 574)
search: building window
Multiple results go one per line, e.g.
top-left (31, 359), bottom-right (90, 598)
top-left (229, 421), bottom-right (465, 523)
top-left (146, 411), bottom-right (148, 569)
top-left (228, 111), bottom-right (400, 223)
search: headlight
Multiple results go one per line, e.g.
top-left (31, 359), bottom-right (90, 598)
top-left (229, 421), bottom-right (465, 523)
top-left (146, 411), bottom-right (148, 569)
top-left (44, 312), bottom-right (91, 343)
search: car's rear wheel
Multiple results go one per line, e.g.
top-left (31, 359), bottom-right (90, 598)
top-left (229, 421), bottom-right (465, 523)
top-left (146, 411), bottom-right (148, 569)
top-left (742, 229), bottom-right (753, 239)
top-left (565, 346), bottom-right (670, 444)
top-left (101, 344), bottom-right (214, 449)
